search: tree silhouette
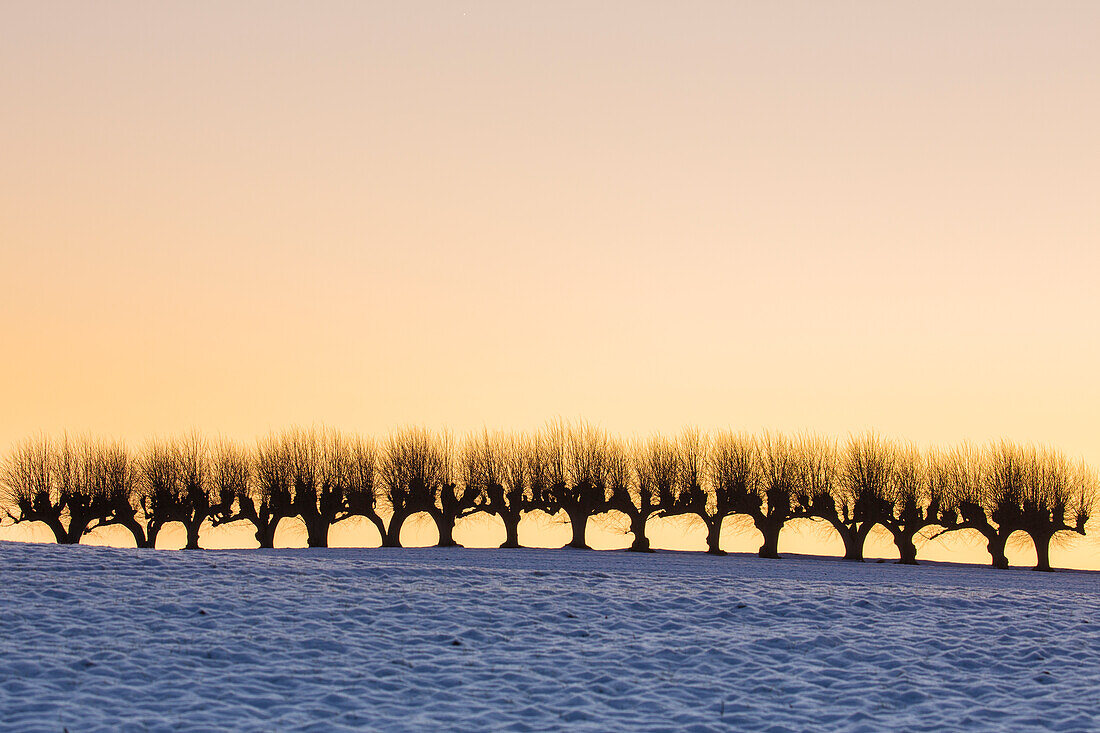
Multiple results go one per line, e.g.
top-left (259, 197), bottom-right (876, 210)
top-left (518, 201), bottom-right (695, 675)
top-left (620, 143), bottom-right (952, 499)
top-left (338, 433), bottom-right (387, 544)
top-left (1020, 448), bottom-right (1093, 571)
top-left (461, 431), bottom-right (539, 548)
top-left (379, 427), bottom-right (469, 547)
top-left (873, 443), bottom-right (951, 565)
top-left (135, 433), bottom-right (214, 549)
top-left (942, 442), bottom-right (1010, 568)
top-left (207, 439), bottom-right (256, 542)
top-left (136, 438), bottom-right (180, 549)
top-left (805, 433), bottom-right (895, 562)
top-left (752, 432), bottom-right (801, 559)
top-left (968, 443), bottom-right (1095, 571)
top-left (86, 440), bottom-right (146, 547)
top-left (544, 420), bottom-right (612, 550)
top-left (282, 427), bottom-right (355, 548)
top-left (610, 435), bottom-right (679, 552)
top-left (1, 434), bottom-right (110, 543)
top-left (240, 433), bottom-right (294, 548)
top-left (174, 432), bottom-right (213, 550)
top-left (1, 435), bottom-right (67, 542)
top-left (790, 434), bottom-right (839, 538)
top-left (670, 428), bottom-right (746, 556)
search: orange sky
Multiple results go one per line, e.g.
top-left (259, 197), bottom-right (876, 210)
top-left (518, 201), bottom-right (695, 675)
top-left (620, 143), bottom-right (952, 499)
top-left (2, 3), bottom-right (1099, 564)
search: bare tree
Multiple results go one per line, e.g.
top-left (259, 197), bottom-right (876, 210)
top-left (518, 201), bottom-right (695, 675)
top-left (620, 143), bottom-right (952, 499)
top-left (207, 439), bottom-right (255, 540)
top-left (461, 431), bottom-right (537, 548)
top-left (2, 435), bottom-right (69, 542)
top-left (2, 435), bottom-right (61, 541)
top-left (874, 443), bottom-right (951, 565)
top-left (802, 432), bottom-right (894, 561)
top-left (610, 434), bottom-right (679, 552)
top-left (136, 438), bottom-right (179, 548)
top-left (379, 427), bottom-right (469, 547)
top-left (752, 431), bottom-right (801, 559)
top-left (668, 428), bottom-right (744, 556)
top-left (1018, 446), bottom-right (1092, 571)
top-left (791, 434), bottom-right (838, 522)
top-left (135, 433), bottom-right (213, 550)
top-left (280, 427), bottom-right (350, 548)
top-left (543, 420), bottom-right (612, 550)
top-left (86, 440), bottom-right (145, 547)
top-left (338, 433), bottom-right (387, 543)
top-left (239, 433), bottom-right (294, 548)
top-left (941, 441), bottom-right (1011, 568)
top-left (174, 431), bottom-right (213, 550)
top-left (1, 434), bottom-right (118, 544)
top-left (210, 440), bottom-right (252, 517)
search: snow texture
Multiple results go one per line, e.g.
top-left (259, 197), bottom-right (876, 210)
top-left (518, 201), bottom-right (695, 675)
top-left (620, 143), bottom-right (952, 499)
top-left (1, 541), bottom-right (1098, 732)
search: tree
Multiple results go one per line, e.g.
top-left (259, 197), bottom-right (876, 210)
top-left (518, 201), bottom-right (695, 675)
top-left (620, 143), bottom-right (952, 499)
top-left (1, 434), bottom-right (115, 544)
top-left (752, 432), bottom-right (800, 559)
top-left (174, 432), bottom-right (213, 550)
top-left (670, 428), bottom-right (743, 556)
top-left (544, 420), bottom-right (612, 550)
top-left (282, 427), bottom-right (352, 548)
top-left (1015, 446), bottom-right (1092, 571)
top-left (87, 440), bottom-right (146, 547)
top-left (876, 444), bottom-right (952, 565)
top-left (807, 433), bottom-right (894, 562)
top-left (610, 435), bottom-right (679, 552)
top-left (2, 434), bottom-right (69, 543)
top-left (379, 427), bottom-right (468, 547)
top-left (461, 431), bottom-right (538, 549)
top-left (239, 433), bottom-right (294, 548)
top-left (136, 438), bottom-right (178, 548)
top-left (136, 433), bottom-right (213, 550)
top-left (207, 439), bottom-right (256, 542)
top-left (338, 433), bottom-right (387, 543)
top-left (790, 434), bottom-right (838, 527)
top-left (943, 441), bottom-right (1011, 569)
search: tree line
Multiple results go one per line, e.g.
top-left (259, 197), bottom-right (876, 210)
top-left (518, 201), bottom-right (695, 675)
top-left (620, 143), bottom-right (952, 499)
top-left (1, 423), bottom-right (1094, 571)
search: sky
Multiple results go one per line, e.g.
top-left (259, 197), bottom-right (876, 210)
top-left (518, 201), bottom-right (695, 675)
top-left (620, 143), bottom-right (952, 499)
top-left (2, 2), bottom-right (1099, 563)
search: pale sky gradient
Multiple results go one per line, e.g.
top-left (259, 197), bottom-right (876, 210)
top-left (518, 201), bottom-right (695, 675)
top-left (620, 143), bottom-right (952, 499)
top-left (2, 3), bottom-right (1099, 565)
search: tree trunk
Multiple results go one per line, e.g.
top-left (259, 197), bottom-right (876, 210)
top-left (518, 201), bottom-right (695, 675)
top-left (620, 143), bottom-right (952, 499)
top-left (567, 509), bottom-right (590, 549)
top-left (366, 513), bottom-right (388, 546)
top-left (184, 520), bottom-right (202, 550)
top-left (1032, 531), bottom-right (1054, 572)
top-left (305, 521), bottom-right (329, 548)
top-left (435, 512), bottom-right (459, 548)
top-left (61, 513), bottom-right (91, 544)
top-left (987, 534), bottom-right (1009, 569)
top-left (42, 515), bottom-right (68, 544)
top-left (705, 518), bottom-right (726, 556)
top-left (500, 515), bottom-right (521, 548)
top-left (383, 511), bottom-right (408, 547)
top-left (840, 524), bottom-right (867, 561)
top-left (757, 520), bottom-right (781, 559)
top-left (146, 522), bottom-right (163, 550)
top-left (118, 517), bottom-right (148, 548)
top-left (256, 521), bottom-right (277, 549)
top-left (627, 514), bottom-right (653, 552)
top-left (893, 532), bottom-right (918, 565)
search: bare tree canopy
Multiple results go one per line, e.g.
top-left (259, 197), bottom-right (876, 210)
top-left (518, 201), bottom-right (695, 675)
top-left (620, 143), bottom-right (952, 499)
top-left (2, 427), bottom-right (1095, 570)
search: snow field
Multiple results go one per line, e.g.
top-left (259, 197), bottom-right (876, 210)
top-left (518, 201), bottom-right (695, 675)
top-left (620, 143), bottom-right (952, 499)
top-left (0, 542), bottom-right (1097, 732)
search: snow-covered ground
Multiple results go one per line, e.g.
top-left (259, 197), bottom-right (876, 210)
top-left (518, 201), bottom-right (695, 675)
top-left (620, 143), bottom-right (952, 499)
top-left (1, 542), bottom-right (1097, 732)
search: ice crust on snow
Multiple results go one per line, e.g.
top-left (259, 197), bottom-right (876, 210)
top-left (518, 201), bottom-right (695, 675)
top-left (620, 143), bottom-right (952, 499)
top-left (0, 542), bottom-right (1098, 732)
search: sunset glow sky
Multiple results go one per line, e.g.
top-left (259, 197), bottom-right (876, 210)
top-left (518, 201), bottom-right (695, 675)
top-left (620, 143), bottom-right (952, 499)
top-left (3, 2), bottom-right (1099, 487)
